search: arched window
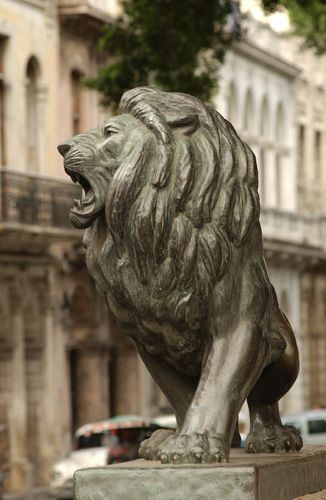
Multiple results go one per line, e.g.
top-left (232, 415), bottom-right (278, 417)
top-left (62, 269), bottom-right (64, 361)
top-left (260, 96), bottom-right (270, 139)
top-left (259, 96), bottom-right (270, 204)
top-left (26, 57), bottom-right (41, 171)
top-left (314, 129), bottom-right (322, 181)
top-left (227, 82), bottom-right (238, 127)
top-left (275, 103), bottom-right (285, 206)
top-left (275, 103), bottom-right (285, 144)
top-left (71, 70), bottom-right (84, 135)
top-left (243, 89), bottom-right (255, 136)
top-left (0, 36), bottom-right (7, 166)
top-left (297, 124), bottom-right (305, 179)
top-left (280, 290), bottom-right (290, 318)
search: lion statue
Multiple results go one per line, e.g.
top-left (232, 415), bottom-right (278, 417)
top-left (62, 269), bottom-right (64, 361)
top-left (58, 87), bottom-right (302, 464)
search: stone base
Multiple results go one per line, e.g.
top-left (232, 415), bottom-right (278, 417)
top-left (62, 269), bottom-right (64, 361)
top-left (74, 446), bottom-right (326, 500)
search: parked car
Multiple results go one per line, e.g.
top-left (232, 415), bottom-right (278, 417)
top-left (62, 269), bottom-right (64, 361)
top-left (282, 409), bottom-right (326, 445)
top-left (50, 415), bottom-right (161, 499)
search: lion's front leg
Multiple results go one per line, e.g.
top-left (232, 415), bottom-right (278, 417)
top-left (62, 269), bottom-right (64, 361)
top-left (157, 323), bottom-right (270, 464)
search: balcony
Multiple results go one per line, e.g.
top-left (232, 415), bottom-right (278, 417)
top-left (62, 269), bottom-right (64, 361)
top-left (1, 168), bottom-right (324, 262)
top-left (59, 0), bottom-right (112, 35)
top-left (261, 207), bottom-right (326, 264)
top-left (0, 168), bottom-right (82, 247)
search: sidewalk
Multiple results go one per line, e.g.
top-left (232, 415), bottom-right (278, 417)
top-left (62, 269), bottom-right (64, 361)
top-left (2, 488), bottom-right (54, 500)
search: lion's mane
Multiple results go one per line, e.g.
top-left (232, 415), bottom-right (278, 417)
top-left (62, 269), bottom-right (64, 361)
top-left (94, 87), bottom-right (259, 331)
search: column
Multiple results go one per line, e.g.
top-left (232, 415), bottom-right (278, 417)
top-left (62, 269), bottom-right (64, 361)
top-left (75, 348), bottom-right (109, 428)
top-left (114, 346), bottom-right (140, 416)
top-left (38, 298), bottom-right (57, 484)
top-left (137, 353), bottom-right (155, 417)
top-left (7, 300), bottom-right (30, 492)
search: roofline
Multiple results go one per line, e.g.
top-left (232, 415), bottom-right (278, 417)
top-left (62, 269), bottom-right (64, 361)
top-left (233, 39), bottom-right (301, 79)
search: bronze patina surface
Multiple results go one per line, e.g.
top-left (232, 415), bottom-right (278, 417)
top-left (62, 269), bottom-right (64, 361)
top-left (74, 447), bottom-right (326, 500)
top-left (58, 87), bottom-right (302, 464)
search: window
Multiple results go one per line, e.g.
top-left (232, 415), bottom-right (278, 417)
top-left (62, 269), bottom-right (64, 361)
top-left (280, 290), bottom-right (290, 318)
top-left (243, 89), bottom-right (255, 136)
top-left (26, 57), bottom-right (41, 171)
top-left (275, 103), bottom-right (285, 207)
top-left (275, 153), bottom-right (282, 206)
top-left (259, 148), bottom-right (265, 202)
top-left (297, 124), bottom-right (305, 179)
top-left (259, 97), bottom-right (270, 204)
top-left (71, 70), bottom-right (83, 135)
top-left (0, 36), bottom-right (7, 166)
top-left (227, 82), bottom-right (238, 127)
top-left (275, 103), bottom-right (285, 144)
top-left (260, 96), bottom-right (270, 140)
top-left (314, 130), bottom-right (322, 181)
top-left (308, 419), bottom-right (326, 435)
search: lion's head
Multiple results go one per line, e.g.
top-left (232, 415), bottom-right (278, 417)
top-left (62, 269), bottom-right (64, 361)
top-left (59, 87), bottom-right (260, 329)
top-left (58, 112), bottom-right (150, 229)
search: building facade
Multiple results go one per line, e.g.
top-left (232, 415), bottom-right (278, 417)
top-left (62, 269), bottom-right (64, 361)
top-left (0, 0), bottom-right (325, 496)
top-left (0, 0), bottom-right (146, 495)
top-left (217, 17), bottom-right (326, 414)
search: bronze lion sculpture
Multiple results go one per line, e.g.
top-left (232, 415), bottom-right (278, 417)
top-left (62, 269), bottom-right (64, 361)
top-left (58, 87), bottom-right (302, 464)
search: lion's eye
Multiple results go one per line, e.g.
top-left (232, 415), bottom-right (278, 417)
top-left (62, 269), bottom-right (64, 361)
top-left (104, 126), bottom-right (118, 138)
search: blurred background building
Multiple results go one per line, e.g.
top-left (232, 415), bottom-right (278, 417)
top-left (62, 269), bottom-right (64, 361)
top-left (0, 0), bottom-right (325, 496)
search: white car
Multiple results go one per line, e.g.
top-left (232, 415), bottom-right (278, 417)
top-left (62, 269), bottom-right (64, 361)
top-left (50, 415), bottom-right (159, 499)
top-left (282, 409), bottom-right (326, 445)
top-left (50, 447), bottom-right (108, 498)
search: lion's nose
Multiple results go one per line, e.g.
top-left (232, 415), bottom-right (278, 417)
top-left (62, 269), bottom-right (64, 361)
top-left (57, 142), bottom-right (72, 157)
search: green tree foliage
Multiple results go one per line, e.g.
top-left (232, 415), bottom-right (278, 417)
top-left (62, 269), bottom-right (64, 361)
top-left (86, 0), bottom-right (241, 108)
top-left (262, 0), bottom-right (326, 55)
top-left (88, 0), bottom-right (325, 108)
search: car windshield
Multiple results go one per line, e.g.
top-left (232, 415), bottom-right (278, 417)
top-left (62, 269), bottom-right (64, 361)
top-left (108, 428), bottom-right (152, 464)
top-left (76, 427), bottom-right (154, 450)
top-left (308, 419), bottom-right (326, 434)
top-left (76, 432), bottom-right (104, 449)
top-left (76, 431), bottom-right (118, 449)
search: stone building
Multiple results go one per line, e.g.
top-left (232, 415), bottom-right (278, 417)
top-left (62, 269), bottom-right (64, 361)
top-left (0, 0), bottom-right (146, 495)
top-left (0, 0), bottom-right (325, 496)
top-left (217, 15), bottom-right (326, 414)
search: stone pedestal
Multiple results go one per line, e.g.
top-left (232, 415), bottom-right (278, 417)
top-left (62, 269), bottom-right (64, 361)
top-left (74, 446), bottom-right (326, 500)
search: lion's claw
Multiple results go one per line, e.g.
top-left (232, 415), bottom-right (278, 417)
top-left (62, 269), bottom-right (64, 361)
top-left (245, 424), bottom-right (303, 454)
top-left (156, 431), bottom-right (228, 464)
top-left (139, 429), bottom-right (175, 460)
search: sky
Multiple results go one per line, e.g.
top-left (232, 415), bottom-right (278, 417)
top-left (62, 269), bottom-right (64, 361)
top-left (241, 0), bottom-right (290, 32)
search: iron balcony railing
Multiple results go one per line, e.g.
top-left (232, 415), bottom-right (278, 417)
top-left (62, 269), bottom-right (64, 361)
top-left (2, 168), bottom-right (325, 252)
top-left (0, 168), bottom-right (81, 230)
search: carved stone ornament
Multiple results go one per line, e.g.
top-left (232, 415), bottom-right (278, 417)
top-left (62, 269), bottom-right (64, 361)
top-left (58, 87), bottom-right (302, 464)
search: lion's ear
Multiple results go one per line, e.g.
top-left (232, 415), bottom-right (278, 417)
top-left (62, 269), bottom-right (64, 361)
top-left (167, 114), bottom-right (200, 136)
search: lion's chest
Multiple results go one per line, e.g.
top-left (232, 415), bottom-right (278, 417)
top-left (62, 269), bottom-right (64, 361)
top-left (87, 236), bottom-right (206, 375)
top-left (106, 287), bottom-right (204, 376)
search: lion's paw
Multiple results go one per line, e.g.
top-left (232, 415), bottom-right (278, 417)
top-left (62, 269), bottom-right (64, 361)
top-left (156, 432), bottom-right (229, 464)
top-left (245, 424), bottom-right (303, 453)
top-left (139, 429), bottom-right (175, 460)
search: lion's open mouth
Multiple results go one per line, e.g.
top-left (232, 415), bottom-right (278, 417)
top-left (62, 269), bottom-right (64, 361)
top-left (66, 169), bottom-right (101, 229)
